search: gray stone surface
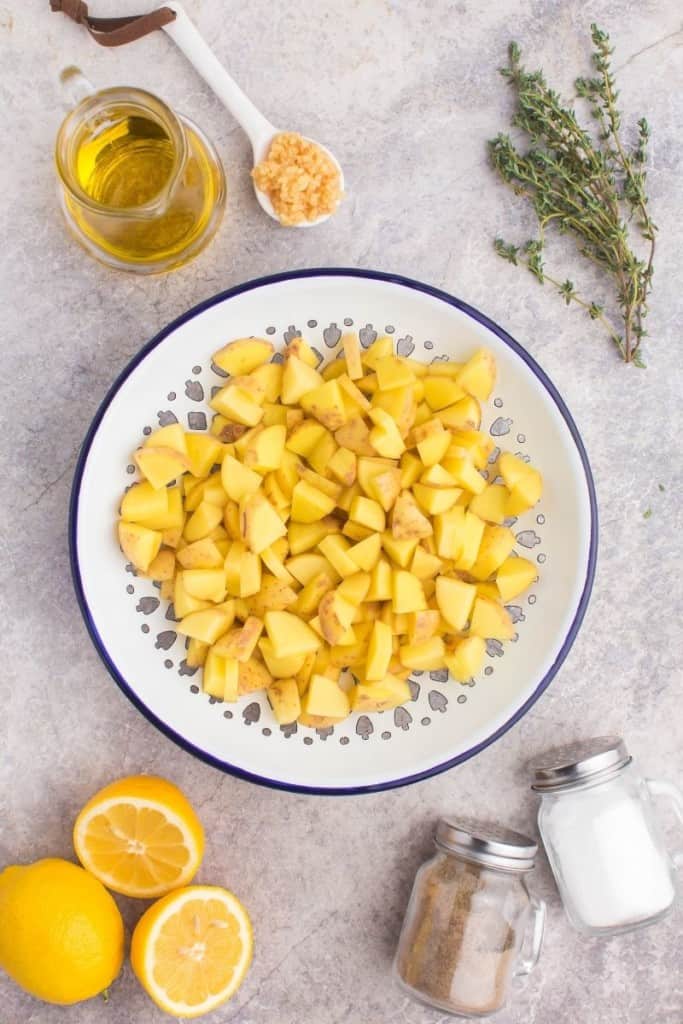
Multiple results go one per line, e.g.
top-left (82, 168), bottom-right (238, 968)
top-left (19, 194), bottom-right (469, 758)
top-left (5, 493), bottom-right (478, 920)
top-left (1, 1), bottom-right (682, 1021)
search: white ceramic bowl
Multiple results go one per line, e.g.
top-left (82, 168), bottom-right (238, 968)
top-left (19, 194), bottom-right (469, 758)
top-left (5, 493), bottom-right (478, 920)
top-left (70, 270), bottom-right (597, 794)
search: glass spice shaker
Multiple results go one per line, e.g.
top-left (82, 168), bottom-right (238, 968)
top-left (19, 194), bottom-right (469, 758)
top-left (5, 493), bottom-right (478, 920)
top-left (532, 736), bottom-right (683, 936)
top-left (394, 817), bottom-right (546, 1018)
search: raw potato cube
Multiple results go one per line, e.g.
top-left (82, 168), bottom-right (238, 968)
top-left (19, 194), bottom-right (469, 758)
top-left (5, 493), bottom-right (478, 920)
top-left (334, 417), bottom-right (376, 455)
top-left (317, 592), bottom-right (357, 644)
top-left (260, 546), bottom-right (295, 584)
top-left (144, 549), bottom-right (176, 582)
top-left (419, 463), bottom-right (458, 487)
top-left (184, 500), bottom-right (224, 542)
top-left (240, 492), bottom-right (287, 553)
top-left (439, 397), bottom-right (482, 431)
top-left (121, 481), bottom-right (169, 523)
top-left (182, 568), bottom-right (227, 603)
top-left (499, 452), bottom-right (543, 513)
top-left (301, 674), bottom-right (350, 719)
top-left (306, 431), bottom-right (339, 476)
top-left (185, 433), bottom-right (223, 478)
top-left (339, 374), bottom-right (371, 413)
top-left (368, 408), bottom-right (405, 458)
top-left (299, 468), bottom-right (342, 500)
top-left (259, 638), bottom-right (306, 678)
top-left (118, 521), bottom-right (162, 572)
top-left (286, 419), bottom-right (327, 457)
top-left (186, 638), bottom-right (209, 668)
top-left (415, 422), bottom-right (451, 467)
top-left (410, 547), bottom-right (443, 580)
top-left (246, 576), bottom-right (298, 617)
top-left (347, 533), bottom-right (382, 571)
top-left (362, 335), bottom-right (393, 369)
top-left (366, 621), bottom-right (393, 680)
top-left (469, 597), bottom-right (515, 640)
top-left (441, 455), bottom-right (486, 495)
top-left (449, 429), bottom-right (494, 469)
top-left (349, 496), bottom-right (385, 532)
top-left (144, 423), bottom-right (188, 455)
top-left (251, 362), bottom-right (284, 402)
top-left (299, 380), bottom-right (347, 430)
top-left (399, 636), bottom-right (446, 671)
top-left (264, 610), bottom-right (321, 658)
top-left (400, 452), bottom-right (423, 488)
top-left (137, 486), bottom-right (184, 531)
top-left (285, 553), bottom-right (333, 585)
top-left (178, 606), bottom-right (234, 644)
top-left (285, 336), bottom-right (319, 367)
top-left (392, 570), bottom-right (427, 613)
top-left (210, 385), bottom-right (264, 426)
top-left (238, 551), bottom-right (262, 598)
top-left (268, 678), bottom-right (301, 724)
top-left (452, 512), bottom-right (486, 571)
top-left (423, 376), bottom-right (466, 410)
top-left (407, 609), bottom-right (441, 645)
top-left (341, 332), bottom-right (363, 380)
top-left (337, 572), bottom-right (371, 605)
top-left (469, 525), bottom-right (516, 581)
top-left (294, 572), bottom-right (335, 617)
top-left (328, 447), bottom-right (358, 487)
top-left (456, 348), bottom-right (496, 400)
top-left (469, 484), bottom-right (508, 524)
top-left (382, 532), bottom-right (419, 568)
top-left (412, 483), bottom-right (459, 515)
top-left (392, 490), bottom-right (433, 540)
top-left (174, 571), bottom-right (211, 618)
top-left (134, 446), bottom-right (190, 490)
top-left (290, 481), bottom-right (336, 523)
top-left (367, 558), bottom-right (393, 601)
top-left (214, 616), bottom-right (263, 662)
top-left (351, 676), bottom-right (411, 712)
top-left (243, 424), bottom-right (286, 473)
top-left (212, 337), bottom-right (274, 375)
top-left (366, 467), bottom-right (402, 511)
top-left (375, 356), bottom-right (415, 391)
top-left (221, 455), bottom-right (262, 502)
top-left (496, 556), bottom-right (538, 601)
top-left (203, 648), bottom-right (237, 699)
top-left (435, 576), bottom-right (476, 631)
top-left (318, 535), bottom-right (359, 578)
top-left (445, 636), bottom-right (486, 682)
top-left (238, 657), bottom-right (273, 695)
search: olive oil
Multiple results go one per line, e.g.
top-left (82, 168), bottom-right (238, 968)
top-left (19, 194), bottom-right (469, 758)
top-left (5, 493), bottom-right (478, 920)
top-left (57, 90), bottom-right (225, 273)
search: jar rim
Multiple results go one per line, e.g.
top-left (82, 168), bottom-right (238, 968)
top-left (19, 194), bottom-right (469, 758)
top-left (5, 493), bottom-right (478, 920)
top-left (435, 816), bottom-right (537, 872)
top-left (531, 736), bottom-right (631, 792)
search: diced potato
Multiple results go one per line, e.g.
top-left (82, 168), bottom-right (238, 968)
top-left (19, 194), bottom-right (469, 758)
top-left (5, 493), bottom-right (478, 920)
top-left (453, 512), bottom-right (486, 571)
top-left (121, 481), bottom-right (169, 523)
top-left (265, 610), bottom-right (321, 658)
top-left (439, 397), bottom-right (482, 431)
top-left (328, 446), bottom-right (357, 486)
top-left (338, 374), bottom-right (371, 414)
top-left (186, 638), bottom-right (209, 668)
top-left (214, 616), bottom-right (263, 662)
top-left (285, 553), bottom-right (334, 585)
top-left (183, 568), bottom-right (227, 603)
top-left (134, 446), bottom-right (189, 490)
top-left (445, 636), bottom-right (486, 682)
top-left (435, 576), bottom-right (477, 631)
top-left (318, 535), bottom-right (359, 578)
top-left (399, 636), bottom-right (446, 670)
top-left (143, 548), bottom-right (175, 582)
top-left (306, 430), bottom-right (339, 476)
top-left (185, 434), bottom-right (223, 478)
top-left (496, 556), bottom-right (538, 601)
top-left (212, 337), bottom-right (273, 375)
top-left (372, 386), bottom-right (417, 438)
top-left (286, 419), bottom-right (327, 457)
top-left (178, 606), bottom-right (234, 644)
top-left (174, 571), bottom-right (211, 618)
top-left (240, 491), bottom-right (287, 553)
top-left (414, 420), bottom-right (451, 467)
top-left (143, 423), bottom-right (188, 455)
top-left (268, 678), bottom-right (301, 724)
top-left (246, 576), bottom-right (298, 617)
top-left (449, 429), bottom-right (494, 469)
top-left (349, 496), bottom-right (385, 532)
top-left (368, 408), bottom-right (406, 458)
top-left (407, 609), bottom-right (441, 645)
top-left (299, 468), bottom-right (342, 501)
top-left (499, 453), bottom-right (543, 513)
top-left (203, 648), bottom-right (237, 699)
top-left (184, 500), bottom-right (223, 542)
top-left (317, 592), bottom-right (357, 644)
top-left (412, 483), bottom-right (460, 515)
top-left (336, 572), bottom-right (371, 605)
top-left (361, 335), bottom-right (393, 369)
top-left (238, 656), bottom-right (273, 695)
top-left (375, 355), bottom-right (415, 391)
top-left (392, 570), bottom-right (427, 613)
top-left (259, 638), bottom-right (306, 678)
top-left (260, 545), bottom-right (295, 584)
top-left (251, 362), bottom-right (284, 401)
top-left (118, 521), bottom-right (162, 572)
top-left (469, 596), bottom-right (515, 640)
top-left (469, 483), bottom-right (508, 524)
top-left (381, 532), bottom-right (419, 568)
top-left (334, 417), bottom-right (376, 455)
top-left (210, 384), bottom-right (264, 426)
top-left (294, 572), bottom-right (335, 617)
top-left (366, 620), bottom-right (393, 680)
top-left (242, 424), bottom-right (286, 473)
top-left (399, 452), bottom-right (423, 489)
top-left (341, 333), bottom-right (363, 379)
top-left (299, 379), bottom-right (347, 430)
top-left (238, 551), bottom-right (262, 598)
top-left (410, 547), bottom-right (443, 580)
top-left (137, 487), bottom-right (184, 532)
top-left (441, 455), bottom-right (486, 495)
top-left (366, 467), bottom-right (402, 512)
top-left (392, 490), bottom-right (433, 540)
top-left (220, 454), bottom-right (261, 502)
top-left (367, 557), bottom-right (393, 601)
top-left (350, 675), bottom-right (411, 712)
top-left (476, 581), bottom-right (501, 601)
top-left (469, 525), bottom-right (516, 581)
top-left (301, 674), bottom-right (350, 719)
top-left (290, 481), bottom-right (336, 523)
top-left (456, 348), bottom-right (496, 400)
top-left (285, 336), bottom-right (318, 367)
top-left (423, 376), bottom-right (466, 410)
top-left (347, 532), bottom-right (382, 571)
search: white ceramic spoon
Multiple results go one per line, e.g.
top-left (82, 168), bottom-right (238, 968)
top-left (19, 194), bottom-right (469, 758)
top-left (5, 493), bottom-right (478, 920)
top-left (162, 1), bottom-right (343, 226)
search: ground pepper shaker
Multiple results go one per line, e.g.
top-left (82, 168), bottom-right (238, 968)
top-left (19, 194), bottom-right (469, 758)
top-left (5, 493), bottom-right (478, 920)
top-left (394, 817), bottom-right (545, 1018)
top-left (532, 736), bottom-right (683, 935)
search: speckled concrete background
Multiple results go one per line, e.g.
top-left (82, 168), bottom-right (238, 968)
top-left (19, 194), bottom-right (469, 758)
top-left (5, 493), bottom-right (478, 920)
top-left (1, 1), bottom-right (682, 1021)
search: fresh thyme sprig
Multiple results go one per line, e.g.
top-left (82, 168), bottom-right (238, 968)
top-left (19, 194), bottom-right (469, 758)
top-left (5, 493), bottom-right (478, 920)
top-left (489, 25), bottom-right (657, 366)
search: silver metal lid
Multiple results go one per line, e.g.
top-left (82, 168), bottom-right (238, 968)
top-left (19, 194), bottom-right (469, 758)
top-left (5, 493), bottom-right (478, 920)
top-left (531, 736), bottom-right (631, 792)
top-left (435, 816), bottom-right (537, 871)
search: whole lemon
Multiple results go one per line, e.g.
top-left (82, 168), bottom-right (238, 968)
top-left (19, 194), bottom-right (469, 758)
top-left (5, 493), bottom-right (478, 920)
top-left (0, 858), bottom-right (124, 1005)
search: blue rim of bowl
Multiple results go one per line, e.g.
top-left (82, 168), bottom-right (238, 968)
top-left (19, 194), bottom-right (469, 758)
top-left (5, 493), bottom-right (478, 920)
top-left (69, 268), bottom-right (598, 795)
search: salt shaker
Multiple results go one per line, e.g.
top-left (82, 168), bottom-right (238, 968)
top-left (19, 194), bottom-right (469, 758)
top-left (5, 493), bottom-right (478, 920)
top-left (532, 736), bottom-right (683, 936)
top-left (394, 818), bottom-right (545, 1018)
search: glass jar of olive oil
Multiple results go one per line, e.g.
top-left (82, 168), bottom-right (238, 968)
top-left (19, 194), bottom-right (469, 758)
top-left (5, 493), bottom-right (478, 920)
top-left (55, 68), bottom-right (225, 273)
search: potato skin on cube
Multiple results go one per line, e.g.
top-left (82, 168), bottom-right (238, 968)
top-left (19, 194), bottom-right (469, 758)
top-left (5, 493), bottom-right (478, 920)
top-left (115, 335), bottom-right (542, 723)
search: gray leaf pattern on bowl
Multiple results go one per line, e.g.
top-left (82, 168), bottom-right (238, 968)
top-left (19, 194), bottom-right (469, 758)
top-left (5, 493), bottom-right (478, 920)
top-left (123, 321), bottom-right (545, 746)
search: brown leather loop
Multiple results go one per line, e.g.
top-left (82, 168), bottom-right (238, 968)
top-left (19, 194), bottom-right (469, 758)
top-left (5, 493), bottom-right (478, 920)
top-left (50, 1), bottom-right (176, 47)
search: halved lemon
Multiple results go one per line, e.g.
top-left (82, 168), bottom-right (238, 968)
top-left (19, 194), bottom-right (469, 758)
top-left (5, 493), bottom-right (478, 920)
top-left (131, 885), bottom-right (253, 1018)
top-left (73, 775), bottom-right (204, 898)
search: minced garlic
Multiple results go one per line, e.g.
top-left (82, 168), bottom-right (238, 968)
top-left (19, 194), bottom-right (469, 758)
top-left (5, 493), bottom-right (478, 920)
top-left (252, 132), bottom-right (342, 226)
